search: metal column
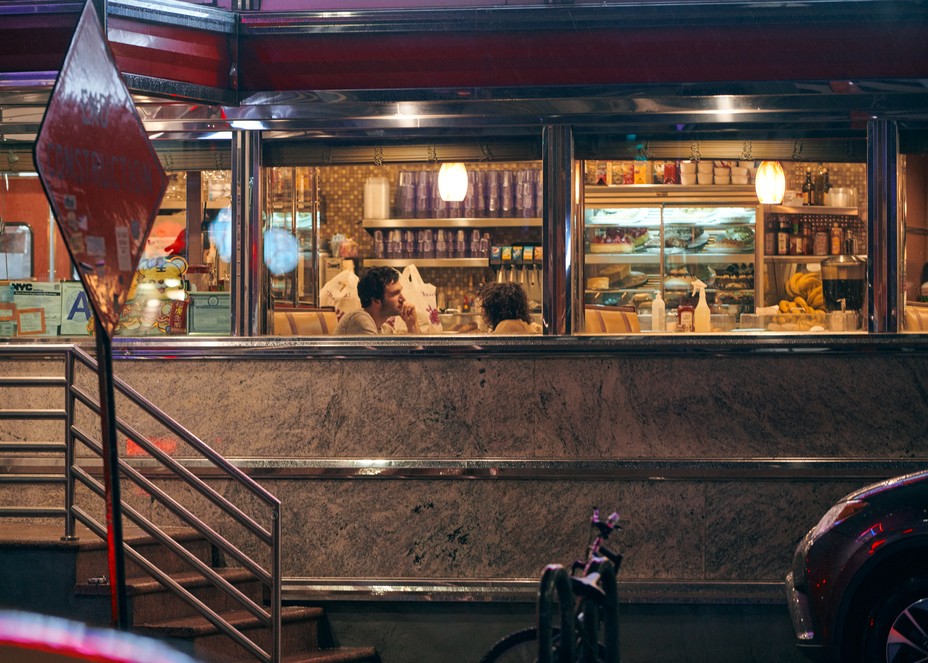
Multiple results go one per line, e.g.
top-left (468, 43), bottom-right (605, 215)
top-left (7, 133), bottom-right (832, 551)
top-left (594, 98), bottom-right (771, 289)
top-left (231, 130), bottom-right (264, 336)
top-left (867, 120), bottom-right (901, 332)
top-left (542, 125), bottom-right (575, 335)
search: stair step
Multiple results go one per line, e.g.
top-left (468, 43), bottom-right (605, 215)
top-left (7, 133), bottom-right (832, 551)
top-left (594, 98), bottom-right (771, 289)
top-left (74, 568), bottom-right (263, 625)
top-left (76, 528), bottom-right (214, 581)
top-left (138, 605), bottom-right (322, 637)
top-left (234, 647), bottom-right (379, 663)
top-left (137, 606), bottom-right (323, 662)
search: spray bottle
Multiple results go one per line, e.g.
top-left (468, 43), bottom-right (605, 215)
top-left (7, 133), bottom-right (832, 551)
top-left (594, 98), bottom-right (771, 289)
top-left (691, 278), bottom-right (711, 332)
top-left (651, 290), bottom-right (666, 331)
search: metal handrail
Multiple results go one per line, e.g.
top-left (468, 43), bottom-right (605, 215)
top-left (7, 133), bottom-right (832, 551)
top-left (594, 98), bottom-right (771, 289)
top-left (0, 345), bottom-right (282, 663)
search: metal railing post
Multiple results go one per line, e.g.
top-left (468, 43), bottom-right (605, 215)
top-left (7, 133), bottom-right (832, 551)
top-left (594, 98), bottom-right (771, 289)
top-left (62, 347), bottom-right (78, 541)
top-left (271, 505), bottom-right (281, 663)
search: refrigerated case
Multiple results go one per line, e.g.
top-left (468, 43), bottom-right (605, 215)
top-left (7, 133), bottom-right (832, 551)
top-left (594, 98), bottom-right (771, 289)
top-left (264, 167), bottom-right (323, 309)
top-left (583, 185), bottom-right (759, 330)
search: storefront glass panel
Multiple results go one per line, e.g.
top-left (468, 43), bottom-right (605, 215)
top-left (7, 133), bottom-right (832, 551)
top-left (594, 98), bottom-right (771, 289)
top-left (265, 161), bottom-right (544, 337)
top-left (0, 163), bottom-right (234, 339)
top-left (579, 156), bottom-right (870, 335)
top-left (903, 152), bottom-right (928, 332)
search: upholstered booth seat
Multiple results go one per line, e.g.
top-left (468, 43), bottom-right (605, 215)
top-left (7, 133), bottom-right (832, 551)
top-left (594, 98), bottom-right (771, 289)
top-left (272, 309), bottom-right (339, 336)
top-left (904, 302), bottom-right (928, 332)
top-left (584, 306), bottom-right (641, 334)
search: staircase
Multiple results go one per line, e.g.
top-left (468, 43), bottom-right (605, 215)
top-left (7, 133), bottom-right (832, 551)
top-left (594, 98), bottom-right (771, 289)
top-left (68, 527), bottom-right (377, 663)
top-left (0, 345), bottom-right (379, 663)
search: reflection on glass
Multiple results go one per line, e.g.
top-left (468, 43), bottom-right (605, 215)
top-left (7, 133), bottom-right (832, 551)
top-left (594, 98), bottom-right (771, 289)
top-left (208, 208), bottom-right (232, 263)
top-left (264, 228), bottom-right (299, 276)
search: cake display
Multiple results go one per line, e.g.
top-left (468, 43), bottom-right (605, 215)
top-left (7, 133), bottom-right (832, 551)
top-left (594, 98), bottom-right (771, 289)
top-left (589, 227), bottom-right (650, 253)
top-left (717, 225), bottom-right (755, 249)
top-left (665, 225), bottom-right (706, 249)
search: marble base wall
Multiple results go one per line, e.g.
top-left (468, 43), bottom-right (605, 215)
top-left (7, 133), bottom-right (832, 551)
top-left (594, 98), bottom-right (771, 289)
top-left (5, 351), bottom-right (928, 592)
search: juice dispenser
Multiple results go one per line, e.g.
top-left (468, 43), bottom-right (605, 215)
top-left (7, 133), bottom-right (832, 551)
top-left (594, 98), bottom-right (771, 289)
top-left (821, 254), bottom-right (865, 330)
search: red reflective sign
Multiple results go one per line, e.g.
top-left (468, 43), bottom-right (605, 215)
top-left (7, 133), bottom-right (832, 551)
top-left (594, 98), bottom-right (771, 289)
top-left (34, 1), bottom-right (167, 337)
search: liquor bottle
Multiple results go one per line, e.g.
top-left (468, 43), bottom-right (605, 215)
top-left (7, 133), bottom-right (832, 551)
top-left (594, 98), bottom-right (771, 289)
top-left (802, 169), bottom-right (814, 206)
top-left (830, 223), bottom-right (843, 255)
top-left (764, 216), bottom-right (776, 255)
top-left (790, 220), bottom-right (805, 255)
top-left (777, 218), bottom-right (790, 255)
top-left (813, 166), bottom-right (826, 205)
top-left (802, 221), bottom-right (813, 255)
top-left (813, 221), bottom-right (829, 255)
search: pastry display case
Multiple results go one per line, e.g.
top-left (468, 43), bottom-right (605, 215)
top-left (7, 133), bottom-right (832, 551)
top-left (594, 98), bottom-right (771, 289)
top-left (582, 185), bottom-right (759, 329)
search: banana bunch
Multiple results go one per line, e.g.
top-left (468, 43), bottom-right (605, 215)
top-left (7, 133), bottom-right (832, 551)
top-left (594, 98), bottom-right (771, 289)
top-left (784, 271), bottom-right (825, 311)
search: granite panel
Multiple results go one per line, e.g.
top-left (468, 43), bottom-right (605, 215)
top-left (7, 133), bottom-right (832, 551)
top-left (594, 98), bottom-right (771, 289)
top-left (532, 354), bottom-right (928, 458)
top-left (263, 479), bottom-right (704, 580)
top-left (101, 353), bottom-right (928, 460)
top-left (113, 358), bottom-right (538, 458)
top-left (704, 481), bottom-right (862, 581)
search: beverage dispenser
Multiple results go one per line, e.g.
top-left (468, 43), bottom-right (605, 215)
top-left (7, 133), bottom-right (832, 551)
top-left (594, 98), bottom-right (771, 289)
top-left (821, 254), bottom-right (865, 330)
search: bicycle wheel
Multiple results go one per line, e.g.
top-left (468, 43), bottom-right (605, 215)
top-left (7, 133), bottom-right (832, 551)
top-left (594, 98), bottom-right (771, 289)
top-left (478, 627), bottom-right (547, 663)
top-left (478, 626), bottom-right (605, 663)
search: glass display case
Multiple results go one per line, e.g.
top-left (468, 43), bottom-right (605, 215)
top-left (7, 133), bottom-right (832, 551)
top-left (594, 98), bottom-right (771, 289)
top-left (264, 167), bottom-right (322, 308)
top-left (583, 185), bottom-right (759, 330)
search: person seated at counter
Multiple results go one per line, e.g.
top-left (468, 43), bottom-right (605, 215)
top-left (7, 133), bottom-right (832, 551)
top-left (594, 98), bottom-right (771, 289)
top-left (478, 282), bottom-right (541, 335)
top-left (334, 266), bottom-right (420, 335)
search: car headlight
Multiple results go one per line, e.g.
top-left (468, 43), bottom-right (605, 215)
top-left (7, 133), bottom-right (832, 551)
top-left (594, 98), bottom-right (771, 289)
top-left (810, 499), bottom-right (868, 542)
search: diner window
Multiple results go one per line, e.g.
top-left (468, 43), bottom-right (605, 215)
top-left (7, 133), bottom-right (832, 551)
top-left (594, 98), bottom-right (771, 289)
top-left (903, 152), bottom-right (928, 332)
top-left (113, 169), bottom-right (232, 337)
top-left (265, 161), bottom-right (543, 337)
top-left (0, 163), bottom-right (233, 339)
top-left (579, 156), bottom-right (868, 335)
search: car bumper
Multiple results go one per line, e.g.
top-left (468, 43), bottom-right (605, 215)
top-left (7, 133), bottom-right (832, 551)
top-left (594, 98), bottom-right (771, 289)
top-left (785, 572), bottom-right (840, 662)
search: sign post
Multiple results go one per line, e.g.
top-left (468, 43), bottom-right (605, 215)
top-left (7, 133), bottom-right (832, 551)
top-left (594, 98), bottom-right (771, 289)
top-left (34, 0), bottom-right (168, 630)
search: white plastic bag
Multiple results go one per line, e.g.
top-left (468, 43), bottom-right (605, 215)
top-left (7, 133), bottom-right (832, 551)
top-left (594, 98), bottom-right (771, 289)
top-left (393, 264), bottom-right (443, 334)
top-left (319, 268), bottom-right (361, 319)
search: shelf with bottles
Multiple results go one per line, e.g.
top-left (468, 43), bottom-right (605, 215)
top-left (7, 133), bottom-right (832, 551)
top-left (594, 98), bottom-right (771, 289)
top-left (762, 208), bottom-right (865, 259)
top-left (361, 217), bottom-right (541, 229)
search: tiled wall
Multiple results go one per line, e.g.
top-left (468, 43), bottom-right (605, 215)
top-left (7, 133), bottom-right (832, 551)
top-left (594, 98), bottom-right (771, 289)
top-left (783, 161), bottom-right (868, 221)
top-left (316, 162), bottom-right (541, 305)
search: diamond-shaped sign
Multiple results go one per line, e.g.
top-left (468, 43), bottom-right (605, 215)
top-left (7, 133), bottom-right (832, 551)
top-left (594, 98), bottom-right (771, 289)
top-left (34, 1), bottom-right (167, 337)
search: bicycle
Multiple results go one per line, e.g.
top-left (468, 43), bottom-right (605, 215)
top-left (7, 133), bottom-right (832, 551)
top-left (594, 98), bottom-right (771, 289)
top-left (479, 508), bottom-right (623, 663)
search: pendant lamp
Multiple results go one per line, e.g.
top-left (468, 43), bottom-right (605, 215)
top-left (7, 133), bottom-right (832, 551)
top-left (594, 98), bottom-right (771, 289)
top-left (755, 161), bottom-right (786, 204)
top-left (438, 162), bottom-right (468, 202)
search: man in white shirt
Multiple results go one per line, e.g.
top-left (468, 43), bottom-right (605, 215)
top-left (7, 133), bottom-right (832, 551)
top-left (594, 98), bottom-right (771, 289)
top-left (335, 266), bottom-right (420, 335)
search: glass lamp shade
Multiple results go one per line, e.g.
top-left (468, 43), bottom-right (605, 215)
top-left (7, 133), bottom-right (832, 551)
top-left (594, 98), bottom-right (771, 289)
top-left (438, 162), bottom-right (468, 202)
top-left (755, 160), bottom-right (786, 204)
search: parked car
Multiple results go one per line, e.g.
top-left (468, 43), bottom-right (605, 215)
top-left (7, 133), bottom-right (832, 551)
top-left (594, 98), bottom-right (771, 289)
top-left (786, 469), bottom-right (928, 662)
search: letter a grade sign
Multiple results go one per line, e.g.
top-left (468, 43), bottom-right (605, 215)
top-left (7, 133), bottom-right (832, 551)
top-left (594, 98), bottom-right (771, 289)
top-left (34, 0), bottom-right (168, 337)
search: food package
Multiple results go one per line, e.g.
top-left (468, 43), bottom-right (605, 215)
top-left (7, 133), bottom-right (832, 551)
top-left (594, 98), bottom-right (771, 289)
top-left (612, 162), bottom-right (635, 185)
